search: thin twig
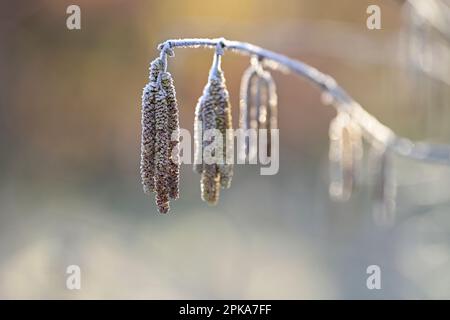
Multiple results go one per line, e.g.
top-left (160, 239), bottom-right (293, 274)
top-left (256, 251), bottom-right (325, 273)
top-left (157, 38), bottom-right (450, 166)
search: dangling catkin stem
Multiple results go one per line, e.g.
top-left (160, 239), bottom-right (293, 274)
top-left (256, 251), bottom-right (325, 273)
top-left (239, 59), bottom-right (278, 159)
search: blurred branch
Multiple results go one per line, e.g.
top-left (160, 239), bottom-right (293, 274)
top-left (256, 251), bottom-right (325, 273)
top-left (157, 38), bottom-right (450, 166)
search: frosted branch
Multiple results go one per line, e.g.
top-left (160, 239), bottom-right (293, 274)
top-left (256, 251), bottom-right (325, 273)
top-left (158, 38), bottom-right (450, 166)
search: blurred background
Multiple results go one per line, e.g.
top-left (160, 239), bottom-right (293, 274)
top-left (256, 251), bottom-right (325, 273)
top-left (0, 0), bottom-right (449, 299)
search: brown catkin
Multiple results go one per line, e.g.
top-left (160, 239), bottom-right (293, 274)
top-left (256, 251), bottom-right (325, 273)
top-left (140, 58), bottom-right (163, 194)
top-left (154, 89), bottom-right (171, 213)
top-left (160, 72), bottom-right (180, 200)
top-left (193, 53), bottom-right (234, 204)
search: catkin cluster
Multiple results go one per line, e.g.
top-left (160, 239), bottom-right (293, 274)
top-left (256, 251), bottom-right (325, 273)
top-left (193, 61), bottom-right (233, 205)
top-left (239, 61), bottom-right (278, 159)
top-left (139, 39), bottom-right (406, 222)
top-left (327, 111), bottom-right (398, 224)
top-left (140, 58), bottom-right (180, 213)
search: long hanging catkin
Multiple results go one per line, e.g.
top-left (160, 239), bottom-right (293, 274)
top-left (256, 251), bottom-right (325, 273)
top-left (140, 58), bottom-right (163, 194)
top-left (193, 50), bottom-right (233, 204)
top-left (160, 71), bottom-right (180, 200)
top-left (239, 61), bottom-right (278, 159)
top-left (141, 56), bottom-right (181, 213)
top-left (154, 89), bottom-right (171, 213)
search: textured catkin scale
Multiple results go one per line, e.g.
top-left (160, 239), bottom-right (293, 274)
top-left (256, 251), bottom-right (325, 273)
top-left (154, 90), bottom-right (171, 213)
top-left (140, 58), bottom-right (163, 194)
top-left (160, 72), bottom-right (180, 200)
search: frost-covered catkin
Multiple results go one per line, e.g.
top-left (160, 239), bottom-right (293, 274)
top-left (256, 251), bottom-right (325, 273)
top-left (140, 58), bottom-right (163, 194)
top-left (239, 63), bottom-right (278, 159)
top-left (154, 90), bottom-right (171, 213)
top-left (160, 72), bottom-right (180, 200)
top-left (194, 52), bottom-right (234, 204)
